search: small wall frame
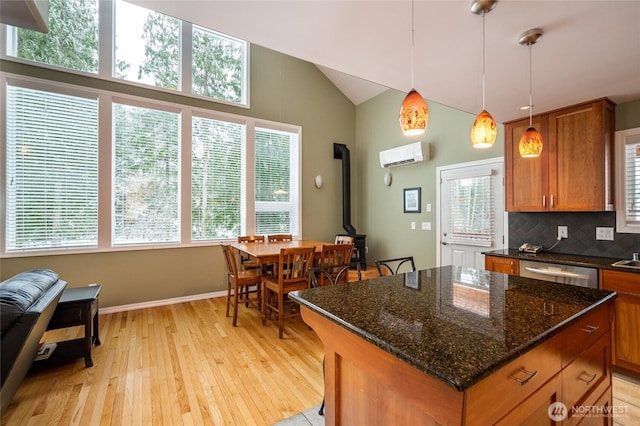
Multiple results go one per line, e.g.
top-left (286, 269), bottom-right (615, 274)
top-left (403, 187), bottom-right (421, 213)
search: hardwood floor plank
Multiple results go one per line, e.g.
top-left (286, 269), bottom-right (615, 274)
top-left (5, 296), bottom-right (635, 425)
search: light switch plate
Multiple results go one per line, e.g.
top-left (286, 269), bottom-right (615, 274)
top-left (421, 222), bottom-right (431, 231)
top-left (595, 227), bottom-right (614, 241)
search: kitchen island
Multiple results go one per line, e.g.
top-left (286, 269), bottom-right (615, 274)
top-left (290, 266), bottom-right (616, 425)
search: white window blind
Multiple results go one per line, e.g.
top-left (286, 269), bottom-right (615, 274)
top-left (446, 170), bottom-right (495, 247)
top-left (254, 127), bottom-right (300, 236)
top-left (191, 116), bottom-right (245, 240)
top-left (5, 84), bottom-right (99, 251)
top-left (616, 128), bottom-right (640, 233)
top-left (112, 102), bottom-right (180, 245)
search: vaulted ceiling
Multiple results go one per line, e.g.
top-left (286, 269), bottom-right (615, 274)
top-left (132, 0), bottom-right (640, 123)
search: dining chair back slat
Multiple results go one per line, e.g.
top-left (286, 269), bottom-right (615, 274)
top-left (262, 246), bottom-right (315, 338)
top-left (267, 234), bottom-right (293, 242)
top-left (222, 244), bottom-right (262, 326)
top-left (316, 243), bottom-right (354, 286)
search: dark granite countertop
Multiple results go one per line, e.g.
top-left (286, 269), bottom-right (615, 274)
top-left (290, 266), bottom-right (615, 392)
top-left (483, 249), bottom-right (640, 274)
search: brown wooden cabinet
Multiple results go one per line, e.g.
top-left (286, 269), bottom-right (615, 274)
top-left (302, 297), bottom-right (613, 426)
top-left (601, 269), bottom-right (640, 374)
top-left (505, 98), bottom-right (615, 212)
top-left (485, 255), bottom-right (519, 275)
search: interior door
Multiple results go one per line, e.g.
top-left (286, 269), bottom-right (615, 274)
top-left (437, 158), bottom-right (505, 269)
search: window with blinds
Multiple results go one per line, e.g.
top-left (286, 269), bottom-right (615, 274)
top-left (2, 76), bottom-right (302, 253)
top-left (616, 128), bottom-right (640, 233)
top-left (5, 85), bottom-right (99, 251)
top-left (112, 102), bottom-right (180, 245)
top-left (254, 127), bottom-right (300, 236)
top-left (446, 170), bottom-right (495, 247)
top-left (191, 116), bottom-right (245, 240)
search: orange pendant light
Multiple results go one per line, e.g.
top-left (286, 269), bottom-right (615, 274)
top-left (518, 28), bottom-right (544, 158)
top-left (399, 89), bottom-right (429, 136)
top-left (399, 0), bottom-right (429, 136)
top-left (470, 0), bottom-right (497, 148)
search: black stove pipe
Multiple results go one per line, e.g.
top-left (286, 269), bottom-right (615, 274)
top-left (333, 143), bottom-right (357, 235)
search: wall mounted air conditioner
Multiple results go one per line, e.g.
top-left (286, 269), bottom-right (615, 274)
top-left (379, 141), bottom-right (429, 168)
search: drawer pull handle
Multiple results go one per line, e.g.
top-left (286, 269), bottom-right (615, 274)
top-left (510, 368), bottom-right (538, 386)
top-left (578, 371), bottom-right (597, 385)
top-left (580, 324), bottom-right (599, 335)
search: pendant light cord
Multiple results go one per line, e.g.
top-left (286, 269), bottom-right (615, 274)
top-left (411, 0), bottom-right (415, 88)
top-left (528, 43), bottom-right (533, 126)
top-left (481, 10), bottom-right (486, 110)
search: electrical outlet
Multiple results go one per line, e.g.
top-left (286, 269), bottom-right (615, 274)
top-left (595, 227), bottom-right (614, 241)
top-left (365, 246), bottom-right (368, 254)
top-left (558, 226), bottom-right (568, 239)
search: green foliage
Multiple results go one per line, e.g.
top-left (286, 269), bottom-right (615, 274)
top-left (16, 0), bottom-right (98, 73)
top-left (137, 13), bottom-right (180, 89)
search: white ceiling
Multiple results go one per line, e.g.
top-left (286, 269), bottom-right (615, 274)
top-left (132, 0), bottom-right (640, 123)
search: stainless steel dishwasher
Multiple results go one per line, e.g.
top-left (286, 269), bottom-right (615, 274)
top-left (519, 259), bottom-right (598, 288)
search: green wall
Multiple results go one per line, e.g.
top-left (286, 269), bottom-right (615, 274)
top-left (616, 99), bottom-right (640, 130)
top-left (355, 90), bottom-right (504, 269)
top-left (0, 45), bottom-right (356, 307)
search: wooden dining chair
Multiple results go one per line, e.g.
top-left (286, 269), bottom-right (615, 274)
top-left (267, 234), bottom-right (292, 242)
top-left (375, 256), bottom-right (416, 276)
top-left (334, 235), bottom-right (354, 245)
top-left (222, 244), bottom-right (262, 327)
top-left (316, 243), bottom-right (354, 287)
top-left (237, 235), bottom-right (264, 270)
top-left (262, 246), bottom-right (315, 338)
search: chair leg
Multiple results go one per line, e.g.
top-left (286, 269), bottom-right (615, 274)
top-left (278, 292), bottom-right (284, 339)
top-left (261, 287), bottom-right (267, 325)
top-left (319, 356), bottom-right (325, 415)
top-left (232, 284), bottom-right (239, 327)
top-left (226, 281), bottom-right (231, 318)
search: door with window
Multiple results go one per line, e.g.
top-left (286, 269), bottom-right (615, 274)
top-left (438, 158), bottom-right (505, 269)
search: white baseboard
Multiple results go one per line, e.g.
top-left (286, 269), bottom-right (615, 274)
top-left (100, 290), bottom-right (227, 314)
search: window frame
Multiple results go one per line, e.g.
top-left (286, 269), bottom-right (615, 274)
top-left (615, 127), bottom-right (640, 234)
top-left (1, 73), bottom-right (300, 257)
top-left (0, 0), bottom-right (250, 108)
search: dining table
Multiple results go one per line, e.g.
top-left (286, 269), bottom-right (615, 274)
top-left (229, 239), bottom-right (332, 266)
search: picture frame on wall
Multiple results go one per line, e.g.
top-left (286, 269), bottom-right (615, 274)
top-left (403, 187), bottom-right (421, 213)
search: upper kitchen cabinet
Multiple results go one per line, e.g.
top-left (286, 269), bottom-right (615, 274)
top-left (505, 98), bottom-right (615, 212)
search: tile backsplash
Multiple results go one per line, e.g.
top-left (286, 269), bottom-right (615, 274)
top-left (508, 212), bottom-right (640, 259)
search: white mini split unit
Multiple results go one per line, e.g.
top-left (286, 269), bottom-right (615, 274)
top-left (379, 141), bottom-right (429, 168)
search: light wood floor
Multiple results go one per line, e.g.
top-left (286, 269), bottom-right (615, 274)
top-left (2, 296), bottom-right (639, 425)
top-left (1, 297), bottom-right (324, 425)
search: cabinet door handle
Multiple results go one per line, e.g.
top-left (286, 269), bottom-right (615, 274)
top-left (510, 368), bottom-right (537, 386)
top-left (580, 324), bottom-right (600, 335)
top-left (578, 371), bottom-right (597, 385)
top-left (542, 195), bottom-right (546, 208)
top-left (550, 195), bottom-right (555, 208)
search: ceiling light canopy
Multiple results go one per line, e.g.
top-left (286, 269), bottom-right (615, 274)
top-left (470, 0), bottom-right (497, 149)
top-left (399, 0), bottom-right (429, 136)
top-left (518, 28), bottom-right (544, 158)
